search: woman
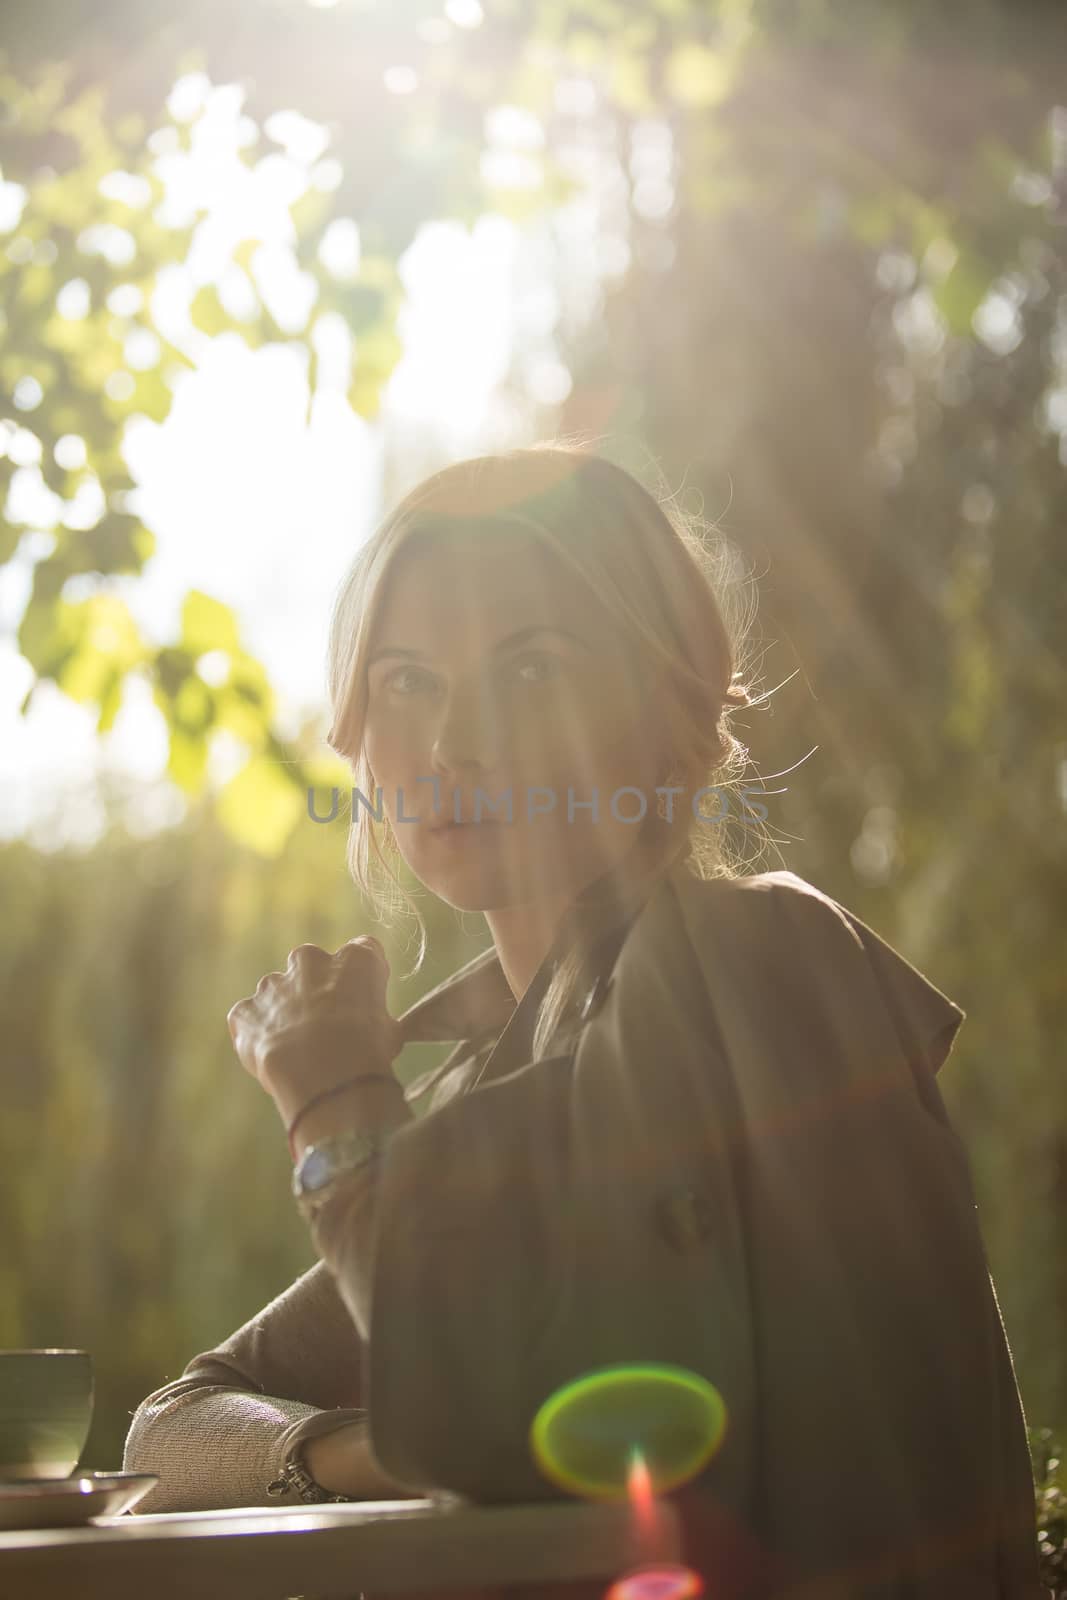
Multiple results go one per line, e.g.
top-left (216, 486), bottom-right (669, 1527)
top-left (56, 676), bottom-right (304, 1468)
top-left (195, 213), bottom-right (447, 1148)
top-left (125, 444), bottom-right (1047, 1598)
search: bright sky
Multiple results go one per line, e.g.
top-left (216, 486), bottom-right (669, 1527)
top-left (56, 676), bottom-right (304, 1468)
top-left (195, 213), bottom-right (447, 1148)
top-left (0, 64), bottom-right (603, 851)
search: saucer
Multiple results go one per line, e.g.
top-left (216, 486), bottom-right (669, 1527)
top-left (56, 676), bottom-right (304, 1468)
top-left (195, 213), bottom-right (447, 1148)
top-left (0, 1471), bottom-right (159, 1531)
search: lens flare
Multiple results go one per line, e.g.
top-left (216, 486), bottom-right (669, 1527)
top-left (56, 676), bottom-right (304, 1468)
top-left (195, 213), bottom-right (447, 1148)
top-left (529, 1363), bottom-right (727, 1498)
top-left (605, 1563), bottom-right (704, 1600)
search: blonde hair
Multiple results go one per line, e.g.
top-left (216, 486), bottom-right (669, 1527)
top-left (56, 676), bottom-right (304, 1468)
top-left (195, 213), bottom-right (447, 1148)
top-left (325, 439), bottom-right (770, 1061)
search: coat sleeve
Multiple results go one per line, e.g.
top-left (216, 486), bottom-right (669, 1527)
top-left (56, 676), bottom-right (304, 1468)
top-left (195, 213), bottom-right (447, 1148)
top-left (123, 1258), bottom-right (369, 1512)
top-left (667, 870), bottom-right (1048, 1597)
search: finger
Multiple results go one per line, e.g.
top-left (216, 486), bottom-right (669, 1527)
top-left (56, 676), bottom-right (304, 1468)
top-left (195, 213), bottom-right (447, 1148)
top-left (335, 937), bottom-right (394, 1015)
top-left (226, 1001), bottom-right (243, 1041)
top-left (287, 943), bottom-right (331, 969)
top-left (336, 934), bottom-right (390, 970)
top-left (226, 1001), bottom-right (256, 1063)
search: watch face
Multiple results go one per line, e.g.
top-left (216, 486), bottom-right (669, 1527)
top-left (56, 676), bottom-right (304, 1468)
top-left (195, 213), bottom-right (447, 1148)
top-left (293, 1131), bottom-right (387, 1205)
top-left (303, 1148), bottom-right (336, 1194)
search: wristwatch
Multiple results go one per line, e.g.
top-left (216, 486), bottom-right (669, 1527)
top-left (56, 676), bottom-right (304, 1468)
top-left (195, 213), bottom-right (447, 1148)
top-left (291, 1128), bottom-right (393, 1225)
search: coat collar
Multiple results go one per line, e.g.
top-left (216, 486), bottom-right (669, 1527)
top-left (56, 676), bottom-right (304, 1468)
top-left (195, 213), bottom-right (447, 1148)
top-left (396, 941), bottom-right (517, 1048)
top-left (395, 849), bottom-right (681, 1078)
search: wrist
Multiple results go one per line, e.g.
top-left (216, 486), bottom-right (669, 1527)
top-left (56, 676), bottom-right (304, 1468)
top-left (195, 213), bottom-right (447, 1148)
top-left (300, 1426), bottom-right (361, 1498)
top-left (260, 1016), bottom-right (400, 1118)
top-left (302, 1419), bottom-right (425, 1501)
top-left (290, 1076), bottom-right (411, 1163)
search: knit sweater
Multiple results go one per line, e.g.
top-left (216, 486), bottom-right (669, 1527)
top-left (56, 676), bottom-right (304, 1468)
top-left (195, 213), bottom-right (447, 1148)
top-left (122, 1037), bottom-right (496, 1515)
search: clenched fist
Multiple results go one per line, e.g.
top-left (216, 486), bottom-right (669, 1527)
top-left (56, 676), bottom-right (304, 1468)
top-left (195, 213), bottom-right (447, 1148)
top-left (226, 935), bottom-right (406, 1130)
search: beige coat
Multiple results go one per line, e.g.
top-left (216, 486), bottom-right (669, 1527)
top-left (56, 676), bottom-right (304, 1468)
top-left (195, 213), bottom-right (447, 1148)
top-left (124, 864), bottom-right (1048, 1598)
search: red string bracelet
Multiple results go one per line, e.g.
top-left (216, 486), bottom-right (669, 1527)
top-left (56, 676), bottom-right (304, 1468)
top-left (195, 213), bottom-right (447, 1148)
top-left (287, 1072), bottom-right (395, 1163)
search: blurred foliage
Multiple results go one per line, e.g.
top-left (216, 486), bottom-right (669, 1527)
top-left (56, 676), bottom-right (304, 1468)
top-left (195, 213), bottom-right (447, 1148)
top-left (0, 784), bottom-right (487, 1481)
top-left (2, 0), bottom-right (1063, 855)
top-left (1033, 1428), bottom-right (1067, 1596)
top-left (543, 2), bottom-right (1067, 1517)
top-left (1, 0), bottom-right (1065, 1560)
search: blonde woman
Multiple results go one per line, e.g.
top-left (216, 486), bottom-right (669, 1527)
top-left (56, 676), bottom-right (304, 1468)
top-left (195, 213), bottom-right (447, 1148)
top-left (124, 444), bottom-right (1047, 1598)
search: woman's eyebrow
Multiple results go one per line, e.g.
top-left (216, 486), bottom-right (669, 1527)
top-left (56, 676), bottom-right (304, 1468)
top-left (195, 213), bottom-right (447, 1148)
top-left (368, 625), bottom-right (587, 666)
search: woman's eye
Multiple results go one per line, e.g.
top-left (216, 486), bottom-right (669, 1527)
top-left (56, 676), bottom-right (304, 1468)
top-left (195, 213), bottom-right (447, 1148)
top-left (378, 655), bottom-right (563, 697)
top-left (382, 666), bottom-right (437, 696)
top-left (509, 652), bottom-right (563, 687)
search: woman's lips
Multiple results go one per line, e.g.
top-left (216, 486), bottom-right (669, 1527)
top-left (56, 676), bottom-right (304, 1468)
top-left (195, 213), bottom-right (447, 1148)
top-left (428, 818), bottom-right (503, 834)
top-left (431, 821), bottom-right (499, 829)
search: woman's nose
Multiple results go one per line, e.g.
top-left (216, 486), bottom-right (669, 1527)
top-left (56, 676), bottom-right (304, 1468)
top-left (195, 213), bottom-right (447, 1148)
top-left (430, 679), bottom-right (503, 774)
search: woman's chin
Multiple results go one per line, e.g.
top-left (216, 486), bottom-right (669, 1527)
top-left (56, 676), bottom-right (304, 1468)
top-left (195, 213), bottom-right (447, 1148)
top-left (408, 826), bottom-right (568, 908)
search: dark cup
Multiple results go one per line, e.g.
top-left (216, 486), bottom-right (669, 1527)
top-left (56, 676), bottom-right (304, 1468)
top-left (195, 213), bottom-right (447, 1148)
top-left (0, 1350), bottom-right (94, 1481)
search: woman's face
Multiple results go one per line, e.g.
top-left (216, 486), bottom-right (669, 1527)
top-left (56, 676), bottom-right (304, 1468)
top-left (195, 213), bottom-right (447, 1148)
top-left (362, 531), bottom-right (664, 910)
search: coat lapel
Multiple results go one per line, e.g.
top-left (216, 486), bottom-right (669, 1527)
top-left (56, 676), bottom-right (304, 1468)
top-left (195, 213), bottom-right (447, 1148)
top-left (394, 850), bottom-right (675, 1089)
top-left (470, 852), bottom-right (674, 1091)
top-left (395, 942), bottom-right (516, 1047)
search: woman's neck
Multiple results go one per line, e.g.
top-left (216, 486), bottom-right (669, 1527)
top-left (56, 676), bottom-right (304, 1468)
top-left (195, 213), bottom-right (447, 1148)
top-left (484, 892), bottom-right (573, 1003)
top-left (485, 843), bottom-right (666, 1002)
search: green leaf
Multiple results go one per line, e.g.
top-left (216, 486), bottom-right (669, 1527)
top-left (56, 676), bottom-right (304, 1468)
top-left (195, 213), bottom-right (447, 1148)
top-left (189, 285), bottom-right (231, 337)
top-left (173, 672), bottom-right (216, 736)
top-left (96, 668), bottom-right (124, 733)
top-left (227, 650), bottom-right (275, 720)
top-left (85, 510), bottom-right (150, 575)
top-left (57, 643), bottom-right (111, 704)
top-left (216, 753), bottom-right (305, 857)
top-left (348, 323), bottom-right (404, 420)
top-left (132, 524), bottom-right (156, 562)
top-left (167, 726), bottom-right (209, 794)
top-left (43, 598), bottom-right (135, 704)
top-left (155, 645), bottom-right (195, 699)
top-left (19, 583), bottom-right (143, 683)
top-left (335, 282), bottom-right (387, 335)
top-left (0, 517), bottom-right (24, 565)
top-left (215, 684), bottom-right (269, 745)
top-left (181, 590), bottom-right (241, 656)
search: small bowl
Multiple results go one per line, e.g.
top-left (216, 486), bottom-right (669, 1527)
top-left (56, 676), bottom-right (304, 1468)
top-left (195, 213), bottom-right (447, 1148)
top-left (0, 1350), bottom-right (94, 1481)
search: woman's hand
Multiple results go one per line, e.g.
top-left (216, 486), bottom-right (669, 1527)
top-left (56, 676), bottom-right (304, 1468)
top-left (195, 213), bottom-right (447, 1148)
top-left (226, 936), bottom-right (405, 1130)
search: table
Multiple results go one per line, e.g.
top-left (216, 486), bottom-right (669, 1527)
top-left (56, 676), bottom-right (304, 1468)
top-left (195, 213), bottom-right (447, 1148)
top-left (0, 1495), bottom-right (683, 1600)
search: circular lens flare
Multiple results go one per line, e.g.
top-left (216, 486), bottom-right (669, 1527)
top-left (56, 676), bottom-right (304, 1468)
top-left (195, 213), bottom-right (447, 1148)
top-left (529, 1363), bottom-right (727, 1498)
